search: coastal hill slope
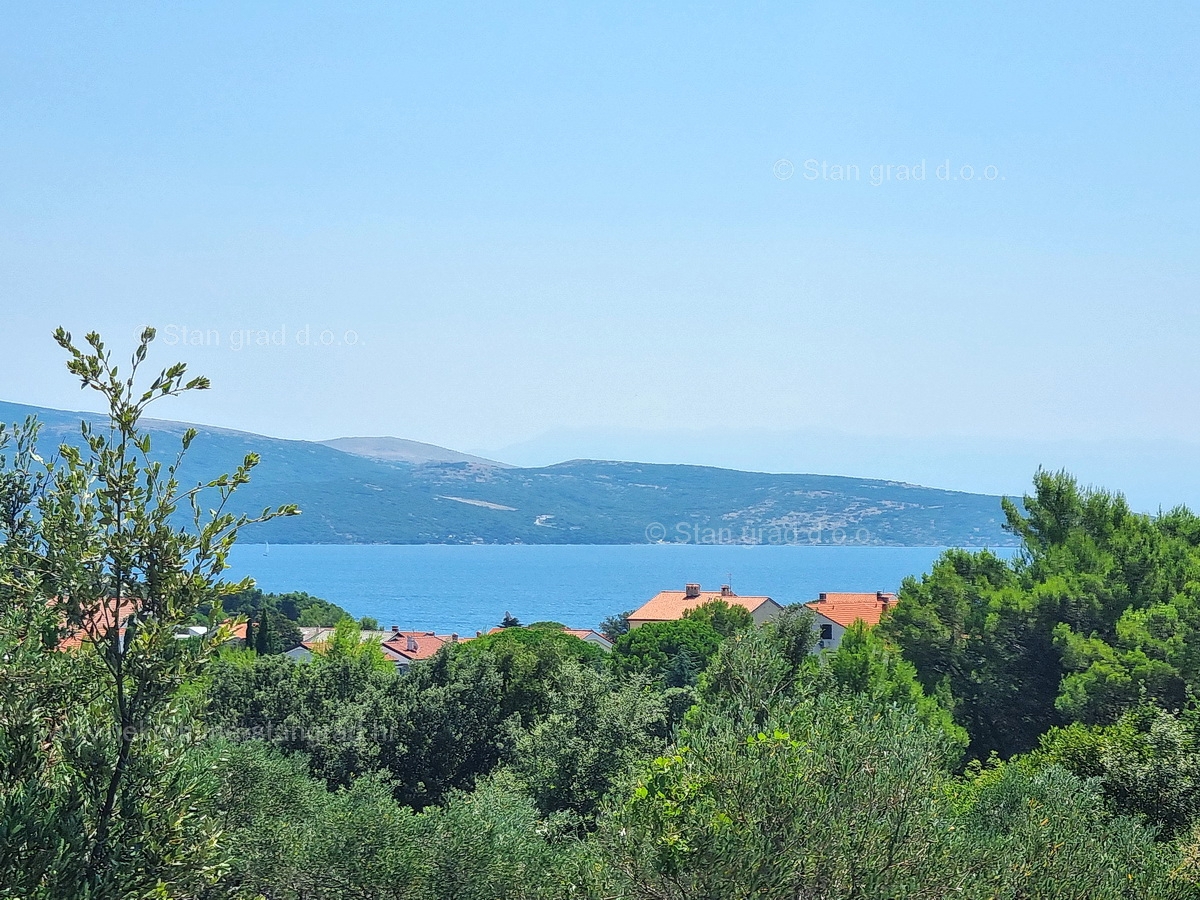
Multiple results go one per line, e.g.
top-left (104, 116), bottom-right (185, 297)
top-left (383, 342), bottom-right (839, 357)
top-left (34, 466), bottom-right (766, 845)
top-left (0, 400), bottom-right (1017, 546)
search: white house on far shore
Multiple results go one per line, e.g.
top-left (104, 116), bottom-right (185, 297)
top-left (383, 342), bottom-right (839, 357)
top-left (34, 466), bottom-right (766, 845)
top-left (804, 591), bottom-right (897, 652)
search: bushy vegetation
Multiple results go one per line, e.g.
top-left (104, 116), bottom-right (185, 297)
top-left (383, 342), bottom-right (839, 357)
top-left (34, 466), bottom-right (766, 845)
top-left (4, 333), bottom-right (1200, 898)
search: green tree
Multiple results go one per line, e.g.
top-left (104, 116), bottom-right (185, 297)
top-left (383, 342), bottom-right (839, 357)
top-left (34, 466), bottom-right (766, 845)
top-left (819, 621), bottom-right (967, 755)
top-left (598, 689), bottom-right (1183, 900)
top-left (1031, 705), bottom-right (1200, 836)
top-left (882, 469), bottom-right (1200, 757)
top-left (320, 615), bottom-right (392, 671)
top-left (697, 604), bottom-right (818, 727)
top-left (510, 661), bottom-right (669, 826)
top-left (456, 625), bottom-right (606, 725)
top-left (944, 760), bottom-right (1182, 899)
top-left (598, 694), bottom-right (960, 900)
top-left (600, 609), bottom-right (632, 642)
top-left (219, 588), bottom-right (352, 628)
top-left (0, 328), bottom-right (295, 898)
top-left (253, 606), bottom-right (302, 655)
top-left (682, 598), bottom-right (754, 637)
top-left (610, 618), bottom-right (723, 687)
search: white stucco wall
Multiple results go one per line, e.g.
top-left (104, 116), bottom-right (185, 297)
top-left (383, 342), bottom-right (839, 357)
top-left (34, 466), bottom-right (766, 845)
top-left (811, 613), bottom-right (846, 653)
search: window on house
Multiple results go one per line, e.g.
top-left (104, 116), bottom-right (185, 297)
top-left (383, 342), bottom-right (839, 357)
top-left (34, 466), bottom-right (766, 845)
top-left (820, 623), bottom-right (833, 641)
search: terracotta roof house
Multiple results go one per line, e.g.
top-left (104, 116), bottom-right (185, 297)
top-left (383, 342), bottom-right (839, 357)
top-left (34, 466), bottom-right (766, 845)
top-left (287, 626), bottom-right (462, 670)
top-left (381, 629), bottom-right (457, 667)
top-left (804, 591), bottom-right (897, 652)
top-left (628, 583), bottom-right (783, 629)
top-left (62, 599), bottom-right (249, 651)
top-left (57, 598), bottom-right (142, 651)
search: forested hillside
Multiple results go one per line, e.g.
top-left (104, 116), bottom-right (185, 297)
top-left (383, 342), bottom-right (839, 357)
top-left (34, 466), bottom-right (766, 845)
top-left (0, 399), bottom-right (1016, 546)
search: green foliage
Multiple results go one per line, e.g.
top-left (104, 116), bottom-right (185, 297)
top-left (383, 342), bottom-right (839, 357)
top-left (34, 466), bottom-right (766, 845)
top-left (221, 587), bottom-right (352, 629)
top-left (879, 545), bottom-right (1053, 757)
top-left (319, 615), bottom-right (393, 671)
top-left (696, 604), bottom-right (818, 727)
top-left (0, 329), bottom-right (294, 898)
top-left (819, 621), bottom-right (968, 756)
top-left (600, 609), bottom-right (632, 642)
top-left (206, 741), bottom-right (581, 900)
top-left (456, 625), bottom-right (607, 725)
top-left (418, 772), bottom-right (585, 900)
top-left (880, 468), bottom-right (1200, 758)
top-left (250, 606), bottom-right (302, 655)
top-left (204, 739), bottom-right (422, 897)
top-left (510, 661), bottom-right (670, 826)
top-left (682, 598), bottom-right (755, 637)
top-left (610, 618), bottom-right (723, 687)
top-left (599, 694), bottom-right (961, 899)
top-left (599, 691), bottom-right (1185, 900)
top-left (945, 761), bottom-right (1184, 898)
top-left (207, 624), bottom-right (611, 810)
top-left (1031, 705), bottom-right (1200, 836)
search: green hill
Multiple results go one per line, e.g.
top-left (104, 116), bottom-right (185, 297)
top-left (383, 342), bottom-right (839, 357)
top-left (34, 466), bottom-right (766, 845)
top-left (0, 400), bottom-right (1016, 546)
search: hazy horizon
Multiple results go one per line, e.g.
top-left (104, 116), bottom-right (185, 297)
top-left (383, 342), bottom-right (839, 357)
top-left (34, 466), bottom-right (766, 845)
top-left (6, 393), bottom-right (1200, 515)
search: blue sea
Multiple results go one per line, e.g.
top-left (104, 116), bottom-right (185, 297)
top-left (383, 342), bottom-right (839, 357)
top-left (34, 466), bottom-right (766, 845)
top-left (222, 544), bottom-right (1019, 636)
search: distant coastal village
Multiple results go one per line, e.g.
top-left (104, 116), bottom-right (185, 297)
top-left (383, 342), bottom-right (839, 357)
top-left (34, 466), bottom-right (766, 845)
top-left (128, 581), bottom-right (901, 669)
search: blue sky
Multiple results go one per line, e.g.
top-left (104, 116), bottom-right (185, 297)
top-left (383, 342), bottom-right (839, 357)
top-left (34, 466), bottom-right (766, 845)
top-left (2, 2), bottom-right (1199, 508)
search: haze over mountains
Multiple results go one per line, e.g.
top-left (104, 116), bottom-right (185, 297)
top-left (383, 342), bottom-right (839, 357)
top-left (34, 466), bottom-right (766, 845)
top-left (0, 400), bottom-right (1017, 547)
top-left (320, 436), bottom-right (512, 468)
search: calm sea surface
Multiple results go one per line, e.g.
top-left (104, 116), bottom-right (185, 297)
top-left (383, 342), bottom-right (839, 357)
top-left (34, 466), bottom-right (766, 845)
top-left (223, 544), bottom-right (1019, 635)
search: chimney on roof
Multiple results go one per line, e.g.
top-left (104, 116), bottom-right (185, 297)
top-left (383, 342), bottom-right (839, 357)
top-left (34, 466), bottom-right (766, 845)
top-left (685, 583), bottom-right (701, 598)
top-left (818, 592), bottom-right (827, 601)
top-left (720, 585), bottom-right (734, 597)
top-left (451, 633), bottom-right (458, 642)
top-left (406, 635), bottom-right (417, 652)
top-left (391, 625), bottom-right (399, 632)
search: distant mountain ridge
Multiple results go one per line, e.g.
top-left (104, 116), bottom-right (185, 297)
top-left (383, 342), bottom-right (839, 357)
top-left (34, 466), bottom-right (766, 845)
top-left (320, 436), bottom-right (512, 468)
top-left (0, 400), bottom-right (1018, 547)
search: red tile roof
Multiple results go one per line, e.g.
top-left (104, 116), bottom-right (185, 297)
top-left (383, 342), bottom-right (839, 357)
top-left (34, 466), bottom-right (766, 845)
top-left (381, 630), bottom-right (452, 662)
top-left (58, 598), bottom-right (141, 650)
top-left (59, 602), bottom-right (250, 651)
top-left (629, 586), bottom-right (778, 624)
top-left (804, 592), bottom-right (897, 628)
